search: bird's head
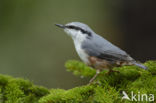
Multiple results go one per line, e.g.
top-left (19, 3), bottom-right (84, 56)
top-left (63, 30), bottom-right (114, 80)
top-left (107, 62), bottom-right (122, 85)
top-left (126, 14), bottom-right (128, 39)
top-left (55, 22), bottom-right (94, 40)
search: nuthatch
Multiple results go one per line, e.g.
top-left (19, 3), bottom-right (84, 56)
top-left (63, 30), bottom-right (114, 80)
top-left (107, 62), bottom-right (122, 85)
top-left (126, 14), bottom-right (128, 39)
top-left (55, 22), bottom-right (147, 83)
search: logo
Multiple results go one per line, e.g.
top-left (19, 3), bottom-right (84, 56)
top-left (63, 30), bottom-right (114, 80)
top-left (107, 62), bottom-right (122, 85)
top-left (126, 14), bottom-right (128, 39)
top-left (122, 91), bottom-right (154, 102)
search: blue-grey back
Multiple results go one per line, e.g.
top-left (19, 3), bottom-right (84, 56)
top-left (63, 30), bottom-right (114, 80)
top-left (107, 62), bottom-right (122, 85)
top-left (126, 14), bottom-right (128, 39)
top-left (82, 33), bottom-right (134, 62)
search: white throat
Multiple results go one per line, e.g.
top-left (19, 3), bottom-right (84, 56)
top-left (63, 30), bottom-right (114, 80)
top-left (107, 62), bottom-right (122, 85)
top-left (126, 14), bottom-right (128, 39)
top-left (73, 31), bottom-right (86, 42)
top-left (72, 31), bottom-right (89, 64)
top-left (64, 29), bottom-right (89, 64)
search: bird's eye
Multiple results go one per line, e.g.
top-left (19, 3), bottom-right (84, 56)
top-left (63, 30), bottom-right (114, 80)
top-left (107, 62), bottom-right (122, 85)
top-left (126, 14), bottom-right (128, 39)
top-left (67, 26), bottom-right (75, 29)
top-left (66, 25), bottom-right (81, 31)
top-left (66, 25), bottom-right (92, 37)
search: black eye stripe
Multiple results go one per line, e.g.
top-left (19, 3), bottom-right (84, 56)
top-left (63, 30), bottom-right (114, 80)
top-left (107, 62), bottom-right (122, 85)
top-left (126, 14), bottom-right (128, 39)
top-left (66, 25), bottom-right (92, 37)
top-left (66, 25), bottom-right (81, 31)
top-left (67, 25), bottom-right (75, 29)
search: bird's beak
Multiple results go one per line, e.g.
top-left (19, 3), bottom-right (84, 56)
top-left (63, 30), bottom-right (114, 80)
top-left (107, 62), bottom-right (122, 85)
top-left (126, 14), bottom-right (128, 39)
top-left (55, 24), bottom-right (66, 29)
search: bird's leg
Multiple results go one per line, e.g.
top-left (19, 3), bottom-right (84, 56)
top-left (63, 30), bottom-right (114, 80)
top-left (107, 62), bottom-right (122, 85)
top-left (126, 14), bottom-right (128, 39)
top-left (88, 69), bottom-right (100, 85)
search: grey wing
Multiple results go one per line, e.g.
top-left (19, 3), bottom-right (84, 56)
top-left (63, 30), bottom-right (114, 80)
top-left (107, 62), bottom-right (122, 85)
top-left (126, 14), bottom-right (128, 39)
top-left (82, 34), bottom-right (134, 62)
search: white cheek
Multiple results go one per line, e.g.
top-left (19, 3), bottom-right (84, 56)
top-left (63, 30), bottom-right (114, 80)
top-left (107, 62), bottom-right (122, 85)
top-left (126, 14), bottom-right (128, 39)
top-left (64, 29), bottom-right (77, 38)
top-left (75, 31), bottom-right (86, 42)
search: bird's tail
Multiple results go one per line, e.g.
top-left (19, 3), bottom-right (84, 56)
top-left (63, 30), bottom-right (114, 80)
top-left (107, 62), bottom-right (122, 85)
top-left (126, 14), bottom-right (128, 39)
top-left (132, 62), bottom-right (148, 70)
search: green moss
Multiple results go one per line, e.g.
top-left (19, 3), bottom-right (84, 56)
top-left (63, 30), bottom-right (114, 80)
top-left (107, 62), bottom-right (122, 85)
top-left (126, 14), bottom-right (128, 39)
top-left (0, 75), bottom-right (49, 103)
top-left (0, 60), bottom-right (156, 103)
top-left (65, 60), bottom-right (96, 77)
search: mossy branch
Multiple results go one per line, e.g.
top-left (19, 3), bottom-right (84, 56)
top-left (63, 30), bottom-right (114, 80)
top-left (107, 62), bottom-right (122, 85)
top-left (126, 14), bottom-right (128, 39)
top-left (0, 61), bottom-right (156, 103)
top-left (0, 75), bottom-right (49, 103)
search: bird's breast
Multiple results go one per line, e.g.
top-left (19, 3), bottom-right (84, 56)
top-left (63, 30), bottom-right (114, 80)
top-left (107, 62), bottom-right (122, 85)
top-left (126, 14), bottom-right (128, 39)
top-left (74, 41), bottom-right (89, 64)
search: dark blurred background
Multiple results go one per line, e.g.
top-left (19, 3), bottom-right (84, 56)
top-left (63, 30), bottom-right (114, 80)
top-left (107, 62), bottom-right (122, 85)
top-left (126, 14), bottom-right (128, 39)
top-left (0, 0), bottom-right (156, 89)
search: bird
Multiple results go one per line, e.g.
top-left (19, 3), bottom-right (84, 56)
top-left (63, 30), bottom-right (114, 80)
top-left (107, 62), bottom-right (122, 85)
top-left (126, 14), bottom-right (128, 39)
top-left (55, 22), bottom-right (147, 83)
